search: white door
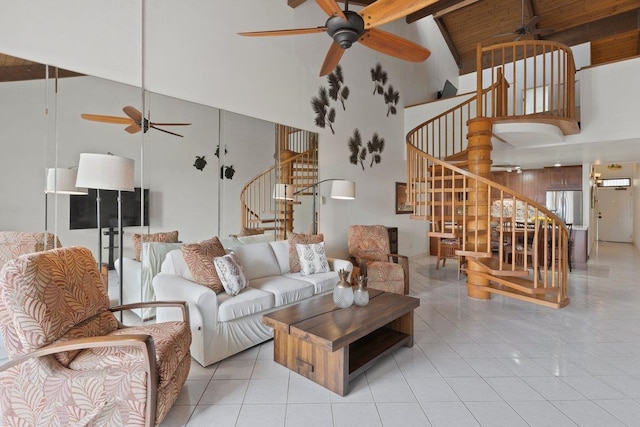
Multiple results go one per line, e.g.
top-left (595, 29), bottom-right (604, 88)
top-left (597, 187), bottom-right (632, 242)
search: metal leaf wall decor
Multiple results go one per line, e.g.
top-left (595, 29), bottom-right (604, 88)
top-left (347, 128), bottom-right (385, 170)
top-left (371, 63), bottom-right (400, 116)
top-left (310, 65), bottom-right (349, 133)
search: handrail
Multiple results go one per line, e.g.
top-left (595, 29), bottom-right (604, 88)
top-left (240, 146), bottom-right (317, 234)
top-left (405, 40), bottom-right (574, 306)
top-left (406, 143), bottom-right (569, 304)
top-left (476, 40), bottom-right (576, 121)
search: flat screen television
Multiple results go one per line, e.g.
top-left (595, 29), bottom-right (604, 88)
top-left (70, 187), bottom-right (149, 230)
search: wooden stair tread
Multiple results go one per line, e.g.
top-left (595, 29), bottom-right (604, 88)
top-left (474, 257), bottom-right (530, 277)
top-left (444, 149), bottom-right (469, 162)
top-left (475, 280), bottom-right (569, 309)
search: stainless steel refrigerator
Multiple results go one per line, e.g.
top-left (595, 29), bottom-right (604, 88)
top-left (545, 191), bottom-right (583, 226)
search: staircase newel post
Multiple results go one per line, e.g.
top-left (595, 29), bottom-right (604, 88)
top-left (465, 116), bottom-right (493, 300)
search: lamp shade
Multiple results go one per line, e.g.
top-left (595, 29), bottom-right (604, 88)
top-left (273, 183), bottom-right (294, 200)
top-left (330, 180), bottom-right (356, 200)
top-left (76, 153), bottom-right (135, 191)
top-left (46, 168), bottom-right (88, 195)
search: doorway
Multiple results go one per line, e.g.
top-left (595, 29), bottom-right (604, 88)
top-left (597, 187), bottom-right (632, 242)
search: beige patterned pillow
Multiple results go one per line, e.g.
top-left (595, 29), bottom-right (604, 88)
top-left (213, 253), bottom-right (248, 296)
top-left (132, 230), bottom-right (179, 261)
top-left (288, 232), bottom-right (324, 273)
top-left (181, 236), bottom-right (227, 293)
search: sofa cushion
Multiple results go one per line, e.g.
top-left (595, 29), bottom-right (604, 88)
top-left (132, 230), bottom-right (179, 261)
top-left (234, 242), bottom-right (280, 281)
top-left (268, 239), bottom-right (290, 274)
top-left (284, 270), bottom-right (339, 294)
top-left (217, 287), bottom-right (275, 322)
top-left (288, 233), bottom-right (324, 273)
top-left (249, 276), bottom-right (315, 306)
top-left (213, 253), bottom-right (248, 296)
top-left (161, 250), bottom-right (194, 281)
top-left (296, 242), bottom-right (330, 276)
top-left (181, 237), bottom-right (227, 293)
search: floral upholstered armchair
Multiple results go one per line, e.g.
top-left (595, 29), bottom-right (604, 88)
top-left (347, 225), bottom-right (409, 295)
top-left (0, 231), bottom-right (62, 270)
top-left (0, 246), bottom-right (191, 426)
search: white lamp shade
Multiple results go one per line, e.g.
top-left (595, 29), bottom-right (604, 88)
top-left (273, 183), bottom-right (294, 200)
top-left (76, 153), bottom-right (135, 191)
top-left (330, 180), bottom-right (356, 200)
top-left (46, 168), bottom-right (88, 195)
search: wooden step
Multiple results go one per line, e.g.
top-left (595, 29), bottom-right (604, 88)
top-left (466, 275), bottom-right (570, 309)
top-left (469, 271), bottom-right (550, 295)
top-left (473, 257), bottom-right (530, 277)
top-left (444, 149), bottom-right (469, 162)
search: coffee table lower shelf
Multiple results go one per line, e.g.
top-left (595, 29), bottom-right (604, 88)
top-left (349, 326), bottom-right (411, 380)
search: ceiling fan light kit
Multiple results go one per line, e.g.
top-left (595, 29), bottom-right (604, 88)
top-left (326, 12), bottom-right (364, 49)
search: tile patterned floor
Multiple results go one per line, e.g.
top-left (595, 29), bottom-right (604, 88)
top-left (3, 242), bottom-right (640, 426)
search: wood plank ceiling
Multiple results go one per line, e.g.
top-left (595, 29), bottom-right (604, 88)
top-left (290, 0), bottom-right (640, 74)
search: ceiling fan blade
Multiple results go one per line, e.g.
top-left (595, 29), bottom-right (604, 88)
top-left (359, 0), bottom-right (439, 28)
top-left (493, 32), bottom-right (516, 38)
top-left (314, 0), bottom-right (346, 20)
top-left (80, 114), bottom-right (133, 125)
top-left (124, 124), bottom-right (142, 134)
top-left (238, 27), bottom-right (326, 37)
top-left (149, 122), bottom-right (192, 127)
top-left (358, 28), bottom-right (430, 62)
top-left (150, 125), bottom-right (184, 138)
top-left (123, 106), bottom-right (143, 123)
top-left (524, 15), bottom-right (540, 29)
top-left (319, 41), bottom-right (345, 76)
top-left (531, 28), bottom-right (555, 36)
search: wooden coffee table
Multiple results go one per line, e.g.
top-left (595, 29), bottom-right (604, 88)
top-left (262, 289), bottom-right (420, 396)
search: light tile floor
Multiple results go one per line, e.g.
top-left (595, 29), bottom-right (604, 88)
top-left (3, 242), bottom-right (640, 426)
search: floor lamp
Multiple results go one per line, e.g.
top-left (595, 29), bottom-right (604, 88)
top-left (76, 153), bottom-right (134, 311)
top-left (45, 167), bottom-right (88, 249)
top-left (281, 179), bottom-right (356, 235)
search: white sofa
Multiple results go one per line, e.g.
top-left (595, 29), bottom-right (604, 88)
top-left (152, 239), bottom-right (352, 367)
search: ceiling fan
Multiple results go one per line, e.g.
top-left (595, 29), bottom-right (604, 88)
top-left (238, 0), bottom-right (436, 76)
top-left (494, 0), bottom-right (554, 41)
top-left (81, 106), bottom-right (191, 137)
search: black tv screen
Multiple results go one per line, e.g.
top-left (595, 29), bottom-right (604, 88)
top-left (70, 188), bottom-right (149, 230)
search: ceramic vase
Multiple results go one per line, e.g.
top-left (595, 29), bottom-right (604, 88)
top-left (333, 269), bottom-right (354, 308)
top-left (354, 275), bottom-right (369, 306)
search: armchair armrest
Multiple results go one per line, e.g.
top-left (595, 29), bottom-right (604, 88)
top-left (110, 300), bottom-right (189, 324)
top-left (387, 253), bottom-right (410, 295)
top-left (0, 334), bottom-right (157, 377)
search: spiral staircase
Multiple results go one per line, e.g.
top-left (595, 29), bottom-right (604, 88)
top-left (240, 124), bottom-right (318, 239)
top-left (406, 41), bottom-right (580, 308)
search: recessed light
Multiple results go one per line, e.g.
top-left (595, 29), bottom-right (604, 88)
top-left (554, 163), bottom-right (562, 167)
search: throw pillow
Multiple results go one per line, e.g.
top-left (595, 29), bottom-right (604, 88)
top-left (288, 232), bottom-right (324, 273)
top-left (296, 242), bottom-right (330, 276)
top-left (213, 253), bottom-right (248, 296)
top-left (181, 236), bottom-right (227, 293)
top-left (132, 230), bottom-right (179, 261)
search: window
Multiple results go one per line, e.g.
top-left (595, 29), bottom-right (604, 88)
top-left (597, 178), bottom-right (630, 187)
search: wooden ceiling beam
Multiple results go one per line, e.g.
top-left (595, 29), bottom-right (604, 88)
top-left (288, 0), bottom-right (308, 7)
top-left (546, 9), bottom-right (640, 48)
top-left (407, 0), bottom-right (478, 23)
top-left (434, 17), bottom-right (462, 68)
